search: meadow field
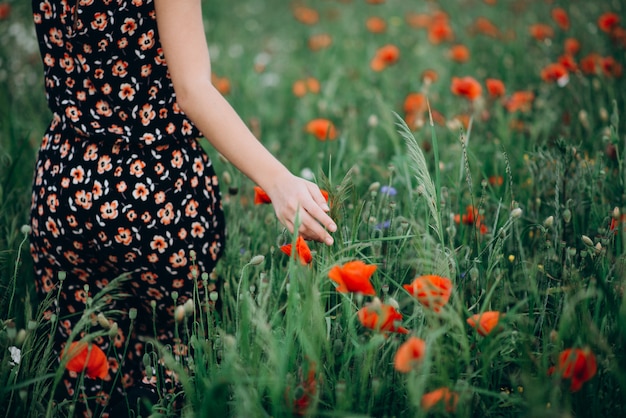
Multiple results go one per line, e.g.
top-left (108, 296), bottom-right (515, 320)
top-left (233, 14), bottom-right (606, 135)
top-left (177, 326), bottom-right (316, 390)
top-left (1, 0), bottom-right (626, 416)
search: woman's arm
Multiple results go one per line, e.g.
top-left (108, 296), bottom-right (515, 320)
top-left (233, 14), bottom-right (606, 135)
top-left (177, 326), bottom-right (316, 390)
top-left (154, 0), bottom-right (336, 245)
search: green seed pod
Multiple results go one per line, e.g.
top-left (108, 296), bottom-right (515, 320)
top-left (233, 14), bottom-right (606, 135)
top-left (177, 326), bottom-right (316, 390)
top-left (563, 209), bottom-right (572, 224)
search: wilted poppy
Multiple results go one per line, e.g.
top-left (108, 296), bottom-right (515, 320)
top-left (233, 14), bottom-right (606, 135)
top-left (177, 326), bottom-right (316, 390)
top-left (328, 260), bottom-right (377, 295)
top-left (393, 336), bottom-right (426, 373)
top-left (551, 8), bottom-right (570, 31)
top-left (553, 348), bottom-right (597, 392)
top-left (305, 118), bottom-right (337, 140)
top-left (254, 186), bottom-right (272, 204)
top-left (597, 12), bottom-right (620, 33)
top-left (357, 298), bottom-right (409, 335)
top-left (281, 236), bottom-right (313, 265)
top-left (485, 78), bottom-right (505, 98)
top-left (450, 76), bottom-right (482, 101)
top-left (467, 311), bottom-right (502, 336)
top-left (421, 387), bottom-right (459, 412)
top-left (403, 275), bottom-right (452, 313)
top-left (62, 341), bottom-right (109, 379)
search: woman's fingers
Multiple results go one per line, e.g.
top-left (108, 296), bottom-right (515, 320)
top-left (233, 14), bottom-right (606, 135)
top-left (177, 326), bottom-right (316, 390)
top-left (296, 209), bottom-right (334, 245)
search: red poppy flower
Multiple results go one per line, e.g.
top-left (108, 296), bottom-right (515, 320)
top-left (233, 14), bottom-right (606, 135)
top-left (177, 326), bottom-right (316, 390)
top-left (370, 44), bottom-right (400, 71)
top-left (467, 311), bottom-right (502, 336)
top-left (357, 299), bottom-right (409, 335)
top-left (598, 12), bottom-right (620, 33)
top-left (405, 12), bottom-right (431, 30)
top-left (564, 38), bottom-right (580, 56)
top-left (450, 76), bottom-right (482, 101)
top-left (286, 363), bottom-right (317, 416)
top-left (505, 91), bottom-right (534, 113)
top-left (601, 56), bottom-right (623, 78)
top-left (305, 118), bottom-right (337, 140)
top-left (280, 236), bottom-right (313, 265)
top-left (62, 341), bottom-right (109, 379)
top-left (554, 348), bottom-right (597, 392)
top-left (473, 17), bottom-right (500, 38)
top-left (211, 74), bottom-right (231, 95)
top-left (558, 54), bottom-right (578, 72)
top-left (0, 3), bottom-right (10, 20)
top-left (529, 23), bottom-right (554, 41)
top-left (254, 186), bottom-right (272, 204)
top-left (449, 44), bottom-right (470, 63)
top-left (366, 16), bottom-right (387, 33)
top-left (428, 14), bottom-right (454, 44)
top-left (292, 5), bottom-right (319, 25)
top-left (485, 78), bottom-right (505, 98)
top-left (307, 33), bottom-right (333, 51)
top-left (551, 8), bottom-right (570, 31)
top-left (454, 205), bottom-right (488, 234)
top-left (540, 62), bottom-right (569, 84)
top-left (328, 260), bottom-right (377, 295)
top-left (394, 336), bottom-right (426, 373)
top-left (580, 53), bottom-right (602, 75)
top-left (403, 275), bottom-right (452, 313)
top-left (421, 387), bottom-right (459, 412)
top-left (421, 69), bottom-right (439, 84)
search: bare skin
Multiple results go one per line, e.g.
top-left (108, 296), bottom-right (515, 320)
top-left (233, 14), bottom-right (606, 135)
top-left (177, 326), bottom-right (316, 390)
top-left (154, 0), bottom-right (336, 245)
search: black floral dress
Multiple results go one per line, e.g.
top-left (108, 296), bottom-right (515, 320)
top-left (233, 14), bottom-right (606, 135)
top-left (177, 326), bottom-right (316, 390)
top-left (29, 0), bottom-right (225, 415)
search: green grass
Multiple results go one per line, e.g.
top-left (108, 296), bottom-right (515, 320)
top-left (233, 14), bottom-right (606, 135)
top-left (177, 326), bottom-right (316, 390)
top-left (1, 0), bottom-right (626, 416)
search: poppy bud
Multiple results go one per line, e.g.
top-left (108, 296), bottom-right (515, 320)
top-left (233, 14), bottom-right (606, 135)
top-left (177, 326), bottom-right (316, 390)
top-left (97, 313), bottom-right (111, 329)
top-left (249, 255), bottom-right (265, 266)
top-left (581, 235), bottom-right (594, 247)
top-left (563, 209), bottom-right (572, 223)
top-left (175, 305), bottom-right (186, 323)
top-left (184, 299), bottom-right (195, 315)
top-left (108, 322), bottom-right (118, 338)
top-left (15, 329), bottom-right (27, 347)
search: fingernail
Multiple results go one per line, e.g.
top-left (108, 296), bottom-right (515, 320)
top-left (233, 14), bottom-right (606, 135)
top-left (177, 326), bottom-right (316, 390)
top-left (325, 236), bottom-right (334, 246)
top-left (322, 204), bottom-right (330, 212)
top-left (328, 223), bottom-right (337, 232)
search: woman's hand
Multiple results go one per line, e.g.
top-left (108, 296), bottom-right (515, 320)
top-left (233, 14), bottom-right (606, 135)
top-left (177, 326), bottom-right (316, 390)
top-left (264, 174), bottom-right (336, 246)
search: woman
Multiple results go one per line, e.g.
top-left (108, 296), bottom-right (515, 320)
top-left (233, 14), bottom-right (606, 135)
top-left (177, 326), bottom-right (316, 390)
top-left (30, 0), bottom-right (336, 415)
